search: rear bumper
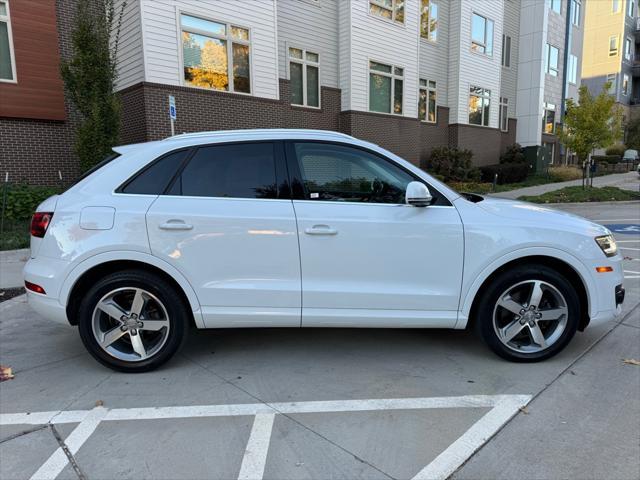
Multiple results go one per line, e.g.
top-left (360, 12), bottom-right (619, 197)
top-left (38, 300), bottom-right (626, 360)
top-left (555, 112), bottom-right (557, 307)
top-left (23, 255), bottom-right (71, 326)
top-left (26, 291), bottom-right (69, 325)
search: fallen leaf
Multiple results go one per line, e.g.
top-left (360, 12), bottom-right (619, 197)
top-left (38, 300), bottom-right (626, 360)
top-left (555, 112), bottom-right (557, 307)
top-left (622, 358), bottom-right (640, 366)
top-left (95, 400), bottom-right (104, 407)
top-left (0, 366), bottom-right (15, 382)
top-left (519, 406), bottom-right (529, 414)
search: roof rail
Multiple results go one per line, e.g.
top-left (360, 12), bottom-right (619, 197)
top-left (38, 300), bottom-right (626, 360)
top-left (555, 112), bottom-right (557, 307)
top-left (163, 128), bottom-right (353, 141)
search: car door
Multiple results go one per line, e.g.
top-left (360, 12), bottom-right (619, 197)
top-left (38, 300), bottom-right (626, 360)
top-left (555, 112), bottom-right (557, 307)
top-left (287, 141), bottom-right (464, 328)
top-left (146, 141), bottom-right (301, 328)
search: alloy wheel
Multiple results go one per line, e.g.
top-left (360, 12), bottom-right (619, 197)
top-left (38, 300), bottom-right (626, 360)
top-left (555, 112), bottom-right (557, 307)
top-left (91, 287), bottom-right (170, 362)
top-left (492, 280), bottom-right (568, 354)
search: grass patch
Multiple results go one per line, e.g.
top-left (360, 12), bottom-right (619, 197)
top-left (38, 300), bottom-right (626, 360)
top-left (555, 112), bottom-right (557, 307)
top-left (0, 219), bottom-right (31, 251)
top-left (518, 186), bottom-right (640, 204)
top-left (448, 174), bottom-right (582, 194)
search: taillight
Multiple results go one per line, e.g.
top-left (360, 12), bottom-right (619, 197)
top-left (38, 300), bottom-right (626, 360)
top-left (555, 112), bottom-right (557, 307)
top-left (31, 212), bottom-right (53, 238)
top-left (25, 281), bottom-right (46, 295)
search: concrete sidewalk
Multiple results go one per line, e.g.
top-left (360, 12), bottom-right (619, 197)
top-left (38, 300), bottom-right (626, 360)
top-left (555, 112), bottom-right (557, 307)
top-left (0, 248), bottom-right (29, 289)
top-left (491, 171), bottom-right (640, 200)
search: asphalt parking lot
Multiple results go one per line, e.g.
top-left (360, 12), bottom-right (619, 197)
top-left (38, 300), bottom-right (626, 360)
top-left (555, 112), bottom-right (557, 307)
top-left (1, 202), bottom-right (639, 480)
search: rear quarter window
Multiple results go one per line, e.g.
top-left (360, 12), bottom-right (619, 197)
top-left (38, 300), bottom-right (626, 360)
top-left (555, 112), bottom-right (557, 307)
top-left (119, 149), bottom-right (191, 194)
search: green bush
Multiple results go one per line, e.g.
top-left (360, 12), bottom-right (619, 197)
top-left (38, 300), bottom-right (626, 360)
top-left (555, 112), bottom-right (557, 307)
top-left (500, 143), bottom-right (526, 164)
top-left (592, 155), bottom-right (621, 164)
top-left (2, 184), bottom-right (60, 221)
top-left (424, 147), bottom-right (481, 182)
top-left (605, 144), bottom-right (626, 156)
top-left (479, 163), bottom-right (530, 184)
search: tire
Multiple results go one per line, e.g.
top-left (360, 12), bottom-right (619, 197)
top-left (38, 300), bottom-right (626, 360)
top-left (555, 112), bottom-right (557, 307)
top-left (77, 269), bottom-right (188, 372)
top-left (475, 264), bottom-right (580, 362)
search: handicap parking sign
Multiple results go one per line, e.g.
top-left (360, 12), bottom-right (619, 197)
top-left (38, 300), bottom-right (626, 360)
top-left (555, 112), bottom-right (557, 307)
top-left (604, 224), bottom-right (640, 235)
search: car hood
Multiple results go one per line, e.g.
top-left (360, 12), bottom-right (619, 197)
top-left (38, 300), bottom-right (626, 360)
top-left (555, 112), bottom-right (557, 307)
top-left (475, 196), bottom-right (610, 236)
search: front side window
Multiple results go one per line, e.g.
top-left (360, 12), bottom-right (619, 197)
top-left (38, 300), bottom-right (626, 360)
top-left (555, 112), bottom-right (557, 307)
top-left (469, 86), bottom-right (491, 126)
top-left (369, 0), bottom-right (404, 24)
top-left (571, 0), bottom-right (581, 25)
top-left (499, 97), bottom-right (509, 132)
top-left (568, 54), bottom-right (578, 84)
top-left (0, 0), bottom-right (16, 82)
top-left (501, 34), bottom-right (511, 67)
top-left (548, 0), bottom-right (561, 13)
top-left (471, 13), bottom-right (494, 56)
top-left (418, 79), bottom-right (437, 123)
top-left (294, 142), bottom-right (413, 204)
top-left (369, 61), bottom-right (403, 114)
top-left (168, 143), bottom-right (277, 199)
top-left (181, 14), bottom-right (250, 93)
top-left (609, 35), bottom-right (619, 56)
top-left (289, 48), bottom-right (320, 108)
top-left (545, 43), bottom-right (559, 76)
top-left (622, 73), bottom-right (630, 95)
top-left (628, 0), bottom-right (635, 16)
top-left (420, 0), bottom-right (438, 41)
top-left (543, 102), bottom-right (556, 134)
top-left (625, 37), bottom-right (633, 61)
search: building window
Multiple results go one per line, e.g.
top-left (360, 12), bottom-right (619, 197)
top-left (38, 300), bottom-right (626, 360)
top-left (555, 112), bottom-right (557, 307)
top-left (625, 37), bottom-right (633, 61)
top-left (471, 13), bottom-right (494, 56)
top-left (289, 48), bottom-right (320, 108)
top-left (627, 0), bottom-right (635, 16)
top-left (499, 97), bottom-right (509, 132)
top-left (369, 61), bottom-right (403, 114)
top-left (544, 44), bottom-right (559, 76)
top-left (420, 0), bottom-right (438, 42)
top-left (607, 73), bottom-right (617, 94)
top-left (548, 0), bottom-right (561, 14)
top-left (542, 102), bottom-right (556, 134)
top-left (501, 34), bottom-right (511, 67)
top-left (609, 35), bottom-right (619, 56)
top-left (612, 0), bottom-right (621, 13)
top-left (370, 0), bottom-right (405, 24)
top-left (568, 54), bottom-right (578, 84)
top-left (419, 79), bottom-right (437, 123)
top-left (0, 0), bottom-right (16, 82)
top-left (469, 86), bottom-right (491, 126)
top-left (622, 73), bottom-right (630, 95)
top-left (571, 0), bottom-right (581, 25)
top-left (181, 14), bottom-right (251, 93)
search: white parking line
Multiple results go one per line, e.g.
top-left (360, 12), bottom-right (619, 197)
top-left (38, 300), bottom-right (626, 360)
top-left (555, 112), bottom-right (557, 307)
top-left (617, 240), bottom-right (640, 243)
top-left (238, 414), bottom-right (276, 480)
top-left (0, 395), bottom-right (531, 480)
top-left (620, 247), bottom-right (640, 251)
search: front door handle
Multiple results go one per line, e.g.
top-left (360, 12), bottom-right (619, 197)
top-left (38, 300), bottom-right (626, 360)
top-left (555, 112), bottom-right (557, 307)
top-left (304, 225), bottom-right (338, 236)
top-left (159, 220), bottom-right (193, 231)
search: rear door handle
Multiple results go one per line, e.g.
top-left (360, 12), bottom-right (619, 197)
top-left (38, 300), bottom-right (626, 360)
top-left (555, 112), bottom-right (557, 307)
top-left (304, 225), bottom-right (338, 236)
top-left (159, 220), bottom-right (193, 231)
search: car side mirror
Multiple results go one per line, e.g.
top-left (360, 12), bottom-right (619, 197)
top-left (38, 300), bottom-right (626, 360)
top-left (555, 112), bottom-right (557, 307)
top-left (405, 181), bottom-right (433, 207)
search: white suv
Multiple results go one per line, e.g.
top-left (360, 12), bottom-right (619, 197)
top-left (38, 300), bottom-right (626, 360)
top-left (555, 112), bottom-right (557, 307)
top-left (24, 130), bottom-right (625, 372)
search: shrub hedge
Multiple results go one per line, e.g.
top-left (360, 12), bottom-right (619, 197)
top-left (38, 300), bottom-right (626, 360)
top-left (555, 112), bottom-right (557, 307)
top-left (424, 147), bottom-right (481, 182)
top-left (592, 155), bottom-right (621, 164)
top-left (479, 163), bottom-right (530, 184)
top-left (2, 184), bottom-right (60, 221)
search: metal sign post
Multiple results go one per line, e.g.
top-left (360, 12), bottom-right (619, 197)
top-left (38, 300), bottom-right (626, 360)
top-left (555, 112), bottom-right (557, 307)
top-left (168, 95), bottom-right (177, 136)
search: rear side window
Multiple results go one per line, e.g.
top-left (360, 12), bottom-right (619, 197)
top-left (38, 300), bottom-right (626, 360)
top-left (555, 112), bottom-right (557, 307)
top-left (121, 149), bottom-right (190, 194)
top-left (168, 143), bottom-right (278, 199)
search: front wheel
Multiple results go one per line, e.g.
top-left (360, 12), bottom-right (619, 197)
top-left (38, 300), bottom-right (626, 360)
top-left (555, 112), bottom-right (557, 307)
top-left (77, 270), bottom-right (188, 372)
top-left (475, 265), bottom-right (580, 362)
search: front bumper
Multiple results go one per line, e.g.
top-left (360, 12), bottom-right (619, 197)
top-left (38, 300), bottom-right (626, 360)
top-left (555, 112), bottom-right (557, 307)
top-left (585, 256), bottom-right (625, 327)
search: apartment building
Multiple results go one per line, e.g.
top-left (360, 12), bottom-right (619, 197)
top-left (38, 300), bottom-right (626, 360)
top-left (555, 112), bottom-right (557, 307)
top-left (0, 0), bottom-right (584, 184)
top-left (582, 0), bottom-right (639, 126)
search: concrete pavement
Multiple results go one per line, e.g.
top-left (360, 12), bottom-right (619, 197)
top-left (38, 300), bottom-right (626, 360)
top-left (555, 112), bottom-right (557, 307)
top-left (492, 171), bottom-right (640, 199)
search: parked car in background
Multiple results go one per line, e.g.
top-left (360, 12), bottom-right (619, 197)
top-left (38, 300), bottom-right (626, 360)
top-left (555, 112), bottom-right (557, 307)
top-left (623, 149), bottom-right (639, 162)
top-left (24, 130), bottom-right (625, 372)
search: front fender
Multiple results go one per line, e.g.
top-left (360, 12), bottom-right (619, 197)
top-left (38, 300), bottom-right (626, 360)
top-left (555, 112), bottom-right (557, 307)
top-left (58, 250), bottom-right (205, 328)
top-left (456, 246), bottom-right (596, 329)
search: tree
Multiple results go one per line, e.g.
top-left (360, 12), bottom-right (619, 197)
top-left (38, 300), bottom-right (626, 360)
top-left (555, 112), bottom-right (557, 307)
top-left (61, 0), bottom-right (125, 172)
top-left (558, 83), bottom-right (623, 164)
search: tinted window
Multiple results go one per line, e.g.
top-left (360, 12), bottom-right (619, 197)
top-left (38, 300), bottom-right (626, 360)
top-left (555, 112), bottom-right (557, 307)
top-left (122, 149), bottom-right (189, 194)
top-left (293, 143), bottom-right (413, 204)
top-left (169, 143), bottom-right (277, 199)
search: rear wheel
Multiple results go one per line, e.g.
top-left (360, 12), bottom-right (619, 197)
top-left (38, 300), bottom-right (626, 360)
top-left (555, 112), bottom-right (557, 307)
top-left (475, 265), bottom-right (580, 362)
top-left (78, 270), bottom-right (188, 372)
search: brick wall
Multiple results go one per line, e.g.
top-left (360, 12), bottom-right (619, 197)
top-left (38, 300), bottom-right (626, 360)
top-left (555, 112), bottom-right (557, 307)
top-left (449, 123), bottom-right (503, 166)
top-left (500, 118), bottom-right (518, 155)
top-left (420, 106), bottom-right (450, 163)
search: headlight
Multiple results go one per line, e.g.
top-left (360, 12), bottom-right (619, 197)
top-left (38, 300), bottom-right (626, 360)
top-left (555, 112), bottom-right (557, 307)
top-left (595, 235), bottom-right (618, 257)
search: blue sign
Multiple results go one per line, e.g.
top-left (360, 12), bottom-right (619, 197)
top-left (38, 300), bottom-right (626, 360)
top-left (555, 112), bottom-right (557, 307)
top-left (169, 95), bottom-right (177, 120)
top-left (604, 224), bottom-right (640, 235)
